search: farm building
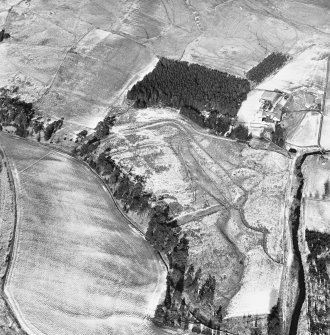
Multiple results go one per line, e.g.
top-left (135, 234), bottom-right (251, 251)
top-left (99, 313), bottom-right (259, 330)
top-left (260, 90), bottom-right (289, 123)
top-left (260, 91), bottom-right (281, 105)
top-left (262, 104), bottom-right (283, 122)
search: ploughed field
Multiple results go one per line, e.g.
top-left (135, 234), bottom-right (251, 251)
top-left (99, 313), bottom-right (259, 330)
top-left (0, 133), bottom-right (169, 335)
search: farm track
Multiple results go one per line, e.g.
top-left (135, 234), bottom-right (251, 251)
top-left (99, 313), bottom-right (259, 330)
top-left (0, 146), bottom-right (28, 335)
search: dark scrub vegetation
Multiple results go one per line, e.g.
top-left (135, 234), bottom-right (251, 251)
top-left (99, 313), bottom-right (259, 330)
top-left (246, 53), bottom-right (289, 84)
top-left (0, 29), bottom-right (10, 42)
top-left (0, 95), bottom-right (34, 137)
top-left (305, 230), bottom-right (330, 335)
top-left (271, 124), bottom-right (285, 147)
top-left (267, 303), bottom-right (281, 335)
top-left (0, 89), bottom-right (64, 140)
top-left (44, 118), bottom-right (64, 140)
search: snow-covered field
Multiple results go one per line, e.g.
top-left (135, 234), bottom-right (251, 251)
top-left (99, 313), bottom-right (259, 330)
top-left (302, 154), bottom-right (330, 234)
top-left (320, 116), bottom-right (330, 149)
top-left (286, 111), bottom-right (321, 147)
top-left (225, 249), bottom-right (283, 318)
top-left (303, 200), bottom-right (330, 234)
top-left (258, 47), bottom-right (328, 95)
top-left (237, 90), bottom-right (263, 125)
top-left (0, 134), bottom-right (169, 335)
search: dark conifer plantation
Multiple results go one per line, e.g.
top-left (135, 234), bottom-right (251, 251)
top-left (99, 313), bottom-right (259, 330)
top-left (127, 58), bottom-right (250, 135)
top-left (128, 58), bottom-right (250, 115)
top-left (246, 52), bottom-right (289, 83)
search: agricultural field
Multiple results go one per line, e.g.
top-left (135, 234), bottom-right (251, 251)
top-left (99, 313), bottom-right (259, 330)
top-left (0, 133), bottom-right (173, 335)
top-left (286, 111), bottom-right (321, 148)
top-left (100, 107), bottom-right (291, 321)
top-left (301, 154), bottom-right (330, 234)
top-left (257, 47), bottom-right (328, 95)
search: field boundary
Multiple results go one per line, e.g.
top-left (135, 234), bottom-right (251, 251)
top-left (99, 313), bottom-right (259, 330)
top-left (0, 144), bottom-right (29, 335)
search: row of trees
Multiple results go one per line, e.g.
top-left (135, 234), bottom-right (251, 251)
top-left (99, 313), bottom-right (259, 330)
top-left (127, 58), bottom-right (250, 116)
top-left (246, 52), bottom-right (289, 83)
top-left (75, 127), bottom-right (223, 331)
top-left (78, 146), bottom-right (152, 213)
top-left (148, 202), bottom-right (221, 328)
top-left (44, 118), bottom-right (64, 140)
top-left (271, 124), bottom-right (285, 147)
top-left (180, 106), bottom-right (251, 140)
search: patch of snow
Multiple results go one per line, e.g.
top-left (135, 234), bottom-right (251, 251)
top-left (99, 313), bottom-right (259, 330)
top-left (134, 107), bottom-right (180, 123)
top-left (286, 111), bottom-right (321, 147)
top-left (258, 47), bottom-right (328, 95)
top-left (304, 200), bottom-right (330, 234)
top-left (225, 249), bottom-right (283, 318)
top-left (145, 145), bottom-right (192, 207)
top-left (75, 29), bottom-right (111, 54)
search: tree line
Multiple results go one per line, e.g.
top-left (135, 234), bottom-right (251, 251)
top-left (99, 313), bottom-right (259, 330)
top-left (246, 52), bottom-right (289, 84)
top-left (128, 58), bottom-right (250, 116)
top-left (74, 118), bottom-right (223, 331)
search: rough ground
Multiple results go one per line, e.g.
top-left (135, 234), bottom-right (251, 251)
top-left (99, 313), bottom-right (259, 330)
top-left (100, 107), bottom-right (290, 320)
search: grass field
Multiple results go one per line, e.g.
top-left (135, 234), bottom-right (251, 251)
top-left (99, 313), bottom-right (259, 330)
top-left (286, 111), bottom-right (321, 148)
top-left (0, 133), bottom-right (170, 335)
